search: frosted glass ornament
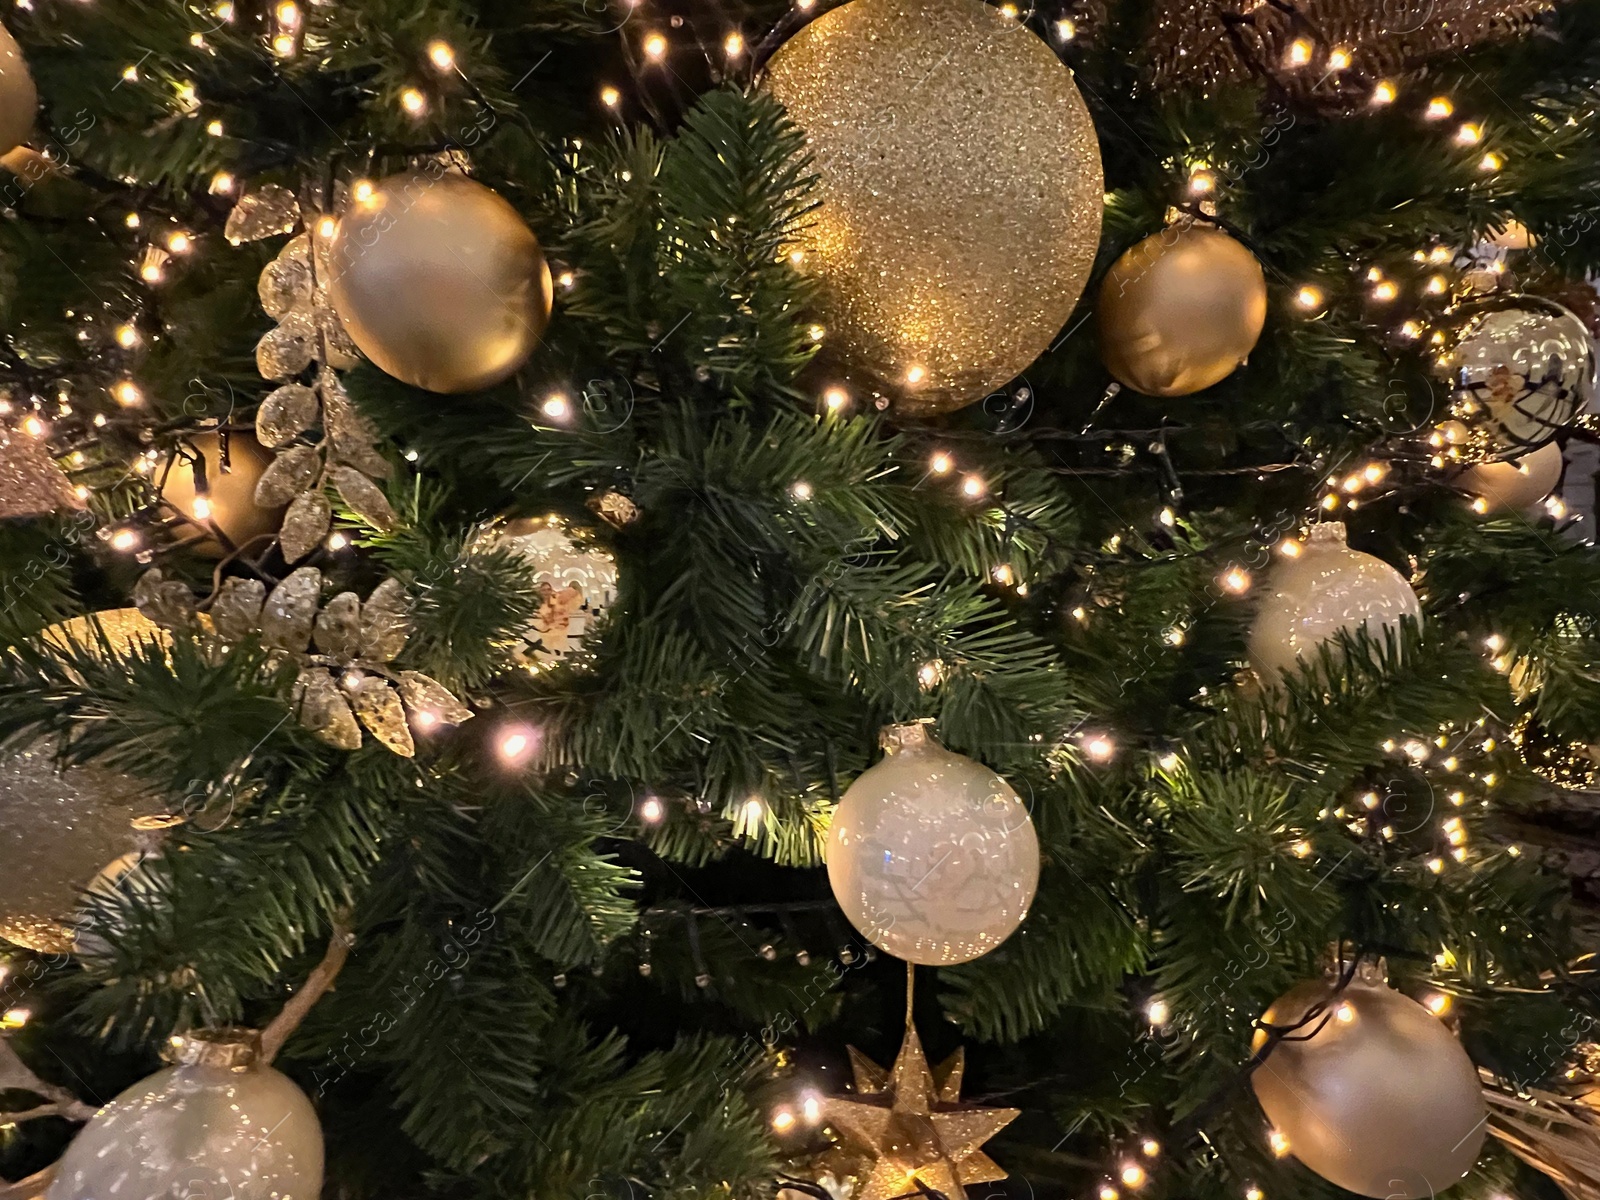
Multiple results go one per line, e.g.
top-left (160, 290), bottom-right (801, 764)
top-left (47, 1028), bottom-right (323, 1200)
top-left (1248, 522), bottom-right (1420, 687)
top-left (1251, 961), bottom-right (1485, 1198)
top-left (1455, 440), bottom-right (1562, 513)
top-left (827, 721), bottom-right (1038, 965)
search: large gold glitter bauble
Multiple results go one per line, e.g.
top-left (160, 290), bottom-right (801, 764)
top-left (41, 609), bottom-right (169, 660)
top-left (1098, 222), bottom-right (1267, 396)
top-left (0, 741), bottom-right (153, 954)
top-left (764, 0), bottom-right (1103, 415)
top-left (1251, 965), bottom-right (1485, 1199)
top-left (159, 430), bottom-right (282, 557)
top-left (327, 172), bottom-right (552, 394)
top-left (0, 25), bottom-right (35, 158)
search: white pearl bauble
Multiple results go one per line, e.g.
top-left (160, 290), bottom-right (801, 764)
top-left (1456, 441), bottom-right (1563, 513)
top-left (826, 722), bottom-right (1039, 965)
top-left (1248, 523), bottom-right (1420, 687)
top-left (48, 1029), bottom-right (323, 1200)
top-left (1251, 967), bottom-right (1485, 1199)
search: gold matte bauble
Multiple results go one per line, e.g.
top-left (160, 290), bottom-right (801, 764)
top-left (159, 431), bottom-right (282, 556)
top-left (1097, 223), bottom-right (1267, 397)
top-left (1251, 968), bottom-right (1485, 1198)
top-left (1456, 440), bottom-right (1563, 512)
top-left (0, 25), bottom-right (35, 158)
top-left (763, 0), bottom-right (1103, 415)
top-left (827, 721), bottom-right (1038, 965)
top-left (1248, 522), bottom-right (1420, 687)
top-left (327, 172), bottom-right (552, 394)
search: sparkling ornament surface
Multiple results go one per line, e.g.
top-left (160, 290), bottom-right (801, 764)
top-left (764, 0), bottom-right (1103, 414)
top-left (1247, 523), bottom-right (1420, 687)
top-left (0, 742), bottom-right (150, 954)
top-left (1251, 966), bottom-right (1485, 1199)
top-left (1440, 295), bottom-right (1595, 461)
top-left (327, 172), bottom-right (552, 394)
top-left (827, 722), bottom-right (1038, 965)
top-left (494, 518), bottom-right (618, 669)
top-left (824, 1026), bottom-right (1018, 1200)
top-left (1097, 222), bottom-right (1267, 396)
top-left (0, 423), bottom-right (84, 519)
top-left (42, 609), bottom-right (168, 659)
top-left (225, 184), bottom-right (301, 244)
top-left (160, 431), bottom-right (282, 555)
top-left (1456, 440), bottom-right (1563, 512)
top-left (0, 24), bottom-right (35, 158)
top-left (47, 1029), bottom-right (323, 1200)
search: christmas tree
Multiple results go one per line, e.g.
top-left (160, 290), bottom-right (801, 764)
top-left (0, 0), bottom-right (1598, 1198)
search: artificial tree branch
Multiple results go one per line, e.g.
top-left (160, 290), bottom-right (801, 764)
top-left (0, 1037), bottom-right (95, 1123)
top-left (259, 911), bottom-right (355, 1065)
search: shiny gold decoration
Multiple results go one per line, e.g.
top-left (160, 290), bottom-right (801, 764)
top-left (0, 24), bottom-right (35, 158)
top-left (0, 422), bottom-right (83, 519)
top-left (824, 1026), bottom-right (1018, 1200)
top-left (764, 0), bottom-right (1103, 415)
top-left (41, 609), bottom-right (168, 659)
top-left (1251, 962), bottom-right (1485, 1199)
top-left (160, 431), bottom-right (282, 556)
top-left (327, 171), bottom-right (552, 394)
top-left (0, 741), bottom-right (153, 954)
top-left (1512, 712), bottom-right (1600, 790)
top-left (587, 490), bottom-right (639, 529)
top-left (1098, 222), bottom-right (1267, 396)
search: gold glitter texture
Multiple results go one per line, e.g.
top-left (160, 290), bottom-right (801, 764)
top-left (764, 0), bottom-right (1103, 415)
top-left (0, 424), bottom-right (83, 520)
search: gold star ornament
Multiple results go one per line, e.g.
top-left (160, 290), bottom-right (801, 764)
top-left (823, 1028), bottom-right (1019, 1200)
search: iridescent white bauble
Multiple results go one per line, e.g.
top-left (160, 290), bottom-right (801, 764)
top-left (1248, 523), bottom-right (1420, 687)
top-left (47, 1028), bottom-right (323, 1200)
top-left (1455, 440), bottom-right (1562, 512)
top-left (1251, 964), bottom-right (1485, 1199)
top-left (493, 517), bottom-right (618, 671)
top-left (827, 721), bottom-right (1038, 965)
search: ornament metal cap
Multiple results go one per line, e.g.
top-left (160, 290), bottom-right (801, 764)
top-left (879, 719), bottom-right (936, 755)
top-left (1307, 521), bottom-right (1348, 546)
top-left (164, 1027), bottom-right (262, 1071)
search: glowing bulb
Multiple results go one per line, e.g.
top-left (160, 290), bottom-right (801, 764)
top-left (1372, 280), bottom-right (1398, 302)
top-left (822, 386), bottom-right (849, 412)
top-left (1546, 495), bottom-right (1568, 519)
top-left (1246, 1188), bottom-right (1265, 1200)
top-left (929, 450), bottom-right (954, 475)
top-left (917, 660), bottom-right (943, 689)
top-left (1277, 539), bottom-right (1303, 558)
top-left (790, 480), bottom-right (813, 501)
top-left (1371, 80), bottom-right (1397, 105)
top-left (1327, 45), bottom-right (1351, 70)
top-left (215, 0), bottom-right (234, 18)
top-left (112, 380), bottom-right (142, 406)
top-left (1188, 168), bottom-right (1216, 196)
top-left (771, 1109), bottom-right (795, 1132)
top-left (1120, 1165), bottom-right (1147, 1189)
top-left (1295, 285), bottom-right (1323, 311)
top-left (1291, 839), bottom-right (1312, 858)
top-left (318, 216), bottom-right (337, 238)
top-left (167, 231), bottom-right (192, 254)
top-left (209, 171), bottom-right (235, 195)
top-left (1479, 151), bottom-right (1503, 172)
top-left (498, 728), bottom-right (534, 763)
top-left (1399, 320), bottom-right (1423, 340)
top-left (1084, 735), bottom-right (1115, 763)
top-left (191, 495), bottom-right (213, 520)
top-left (1285, 37), bottom-right (1312, 67)
top-left (275, 0), bottom-right (299, 24)
top-left (1269, 1130), bottom-right (1291, 1157)
top-left (541, 394), bottom-right (571, 420)
top-left (1157, 752), bottom-right (1179, 771)
top-left (20, 415), bottom-right (45, 438)
top-left (802, 1094), bottom-right (822, 1123)
top-left (742, 797), bottom-right (766, 825)
top-left (997, 2), bottom-right (1018, 17)
top-left (807, 323), bottom-right (825, 342)
top-left (905, 365), bottom-right (926, 386)
top-left (427, 40), bottom-right (456, 71)
top-left (122, 64), bottom-right (139, 82)
top-left (557, 271), bottom-right (576, 289)
top-left (115, 323), bottom-right (140, 348)
top-left (1426, 96), bottom-right (1454, 120)
top-left (110, 528), bottom-right (139, 552)
top-left (643, 32), bottom-right (668, 60)
top-left (125, 212), bottom-right (141, 228)
top-left (601, 86), bottom-right (621, 108)
top-left (206, 118), bottom-right (225, 136)
top-left (724, 31), bottom-right (744, 56)
top-left (1428, 856), bottom-right (1445, 873)
top-left (1055, 18), bottom-right (1076, 39)
top-left (400, 88), bottom-right (427, 116)
top-left (327, 531), bottom-right (349, 550)
top-left (639, 797), bottom-right (665, 824)
top-left (1360, 790), bottom-right (1380, 810)
top-left (960, 474), bottom-right (985, 499)
top-left (1424, 274), bottom-right (1448, 295)
top-left (1, 1008), bottom-right (29, 1029)
top-left (1425, 992), bottom-right (1451, 1015)
top-left (1220, 566), bottom-right (1251, 594)
top-left (1100, 1188), bottom-right (1119, 1200)
top-left (1335, 1002), bottom-right (1355, 1023)
top-left (1456, 123), bottom-right (1482, 145)
top-left (271, 32), bottom-right (296, 56)
top-left (1141, 1140), bottom-right (1161, 1158)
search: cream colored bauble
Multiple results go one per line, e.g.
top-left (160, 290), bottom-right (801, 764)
top-left (1251, 965), bottom-right (1485, 1198)
top-left (327, 171), bottom-right (552, 394)
top-left (827, 721), bottom-right (1038, 965)
top-left (1248, 522), bottom-right (1420, 687)
top-left (1456, 440), bottom-right (1563, 512)
top-left (159, 431), bottom-right (282, 556)
top-left (1097, 222), bottom-right (1268, 396)
top-left (492, 516), bottom-right (618, 671)
top-left (48, 1028), bottom-right (323, 1200)
top-left (763, 0), bottom-right (1103, 415)
top-left (0, 25), bottom-right (35, 158)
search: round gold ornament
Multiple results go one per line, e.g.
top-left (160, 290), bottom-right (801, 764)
top-left (1251, 964), bottom-right (1485, 1198)
top-left (1097, 223), bottom-right (1267, 397)
top-left (763, 0), bottom-right (1103, 415)
top-left (41, 608), bottom-right (169, 659)
top-left (0, 24), bottom-right (35, 159)
top-left (327, 171), bottom-right (552, 394)
top-left (159, 430), bottom-right (282, 556)
top-left (1455, 440), bottom-right (1562, 512)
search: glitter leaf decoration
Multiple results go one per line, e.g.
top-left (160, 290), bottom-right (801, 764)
top-left (132, 569), bottom-right (197, 632)
top-left (211, 578), bottom-right (266, 642)
top-left (317, 309), bottom-right (362, 370)
top-left (0, 425), bottom-right (85, 519)
top-left (258, 245), bottom-right (314, 319)
top-left (293, 669), bottom-right (361, 750)
top-left (313, 591), bottom-right (362, 660)
top-left (225, 184), bottom-right (301, 245)
top-left (279, 490), bottom-right (332, 564)
top-left (349, 675), bottom-right (416, 757)
top-left (254, 445), bottom-right (323, 508)
top-left (330, 466), bottom-right (397, 532)
top-left (256, 384), bottom-right (321, 448)
top-left (359, 578), bottom-right (410, 662)
top-left (260, 567), bottom-right (321, 653)
top-left (256, 310), bottom-right (318, 380)
top-left (322, 373), bottom-right (390, 478)
top-left (398, 672), bottom-right (474, 727)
